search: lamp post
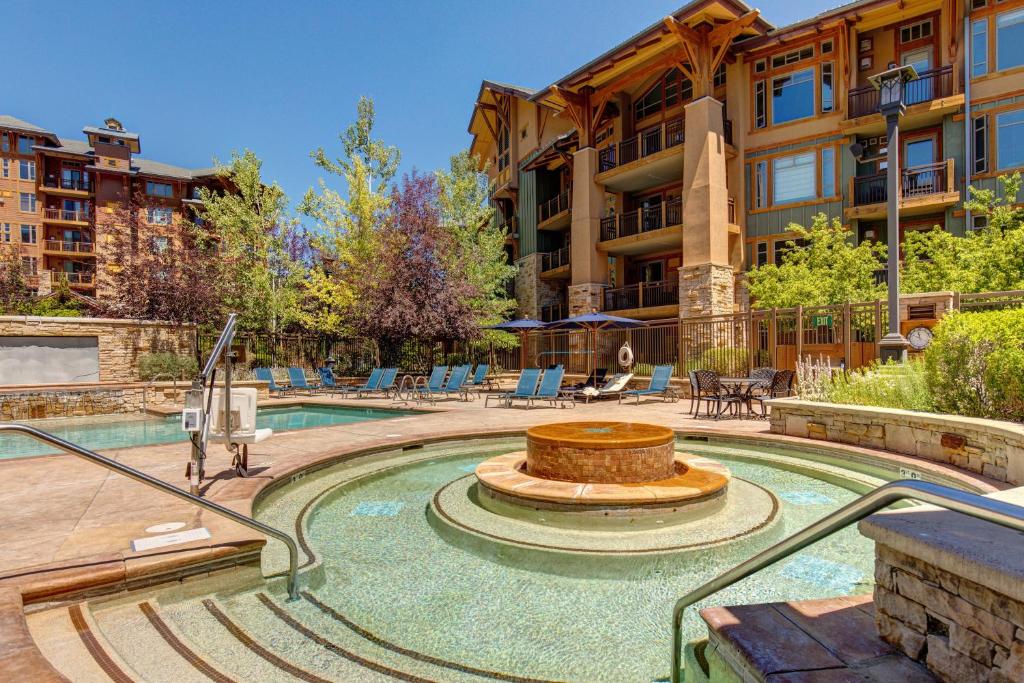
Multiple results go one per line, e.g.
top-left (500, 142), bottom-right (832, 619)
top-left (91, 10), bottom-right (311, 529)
top-left (868, 64), bottom-right (918, 363)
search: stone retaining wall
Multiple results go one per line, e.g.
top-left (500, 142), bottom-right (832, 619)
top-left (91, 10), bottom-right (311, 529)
top-left (767, 399), bottom-right (1024, 485)
top-left (0, 315), bottom-right (196, 384)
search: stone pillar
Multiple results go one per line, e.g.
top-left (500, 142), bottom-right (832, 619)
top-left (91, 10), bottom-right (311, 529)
top-left (513, 254), bottom-right (541, 319)
top-left (569, 147), bottom-right (607, 315)
top-left (680, 96), bottom-right (734, 318)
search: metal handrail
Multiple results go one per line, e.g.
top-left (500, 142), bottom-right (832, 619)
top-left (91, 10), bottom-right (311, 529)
top-left (669, 479), bottom-right (1024, 683)
top-left (0, 422), bottom-right (300, 601)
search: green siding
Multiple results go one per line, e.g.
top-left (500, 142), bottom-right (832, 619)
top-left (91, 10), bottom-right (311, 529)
top-left (517, 165), bottom-right (538, 257)
top-left (943, 115), bottom-right (966, 235)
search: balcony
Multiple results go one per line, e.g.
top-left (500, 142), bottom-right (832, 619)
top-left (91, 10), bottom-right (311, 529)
top-left (51, 271), bottom-right (96, 288)
top-left (42, 177), bottom-right (92, 195)
top-left (603, 279), bottom-right (679, 319)
top-left (43, 208), bottom-right (93, 225)
top-left (540, 299), bottom-right (568, 323)
top-left (599, 197), bottom-right (683, 255)
top-left (843, 66), bottom-right (960, 134)
top-left (539, 245), bottom-right (570, 277)
top-left (43, 240), bottom-right (96, 257)
top-left (537, 190), bottom-right (571, 231)
top-left (498, 216), bottom-right (518, 239)
top-left (846, 160), bottom-right (959, 220)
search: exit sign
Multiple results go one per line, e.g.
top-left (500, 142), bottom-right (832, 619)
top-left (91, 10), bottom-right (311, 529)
top-left (812, 314), bottom-right (833, 327)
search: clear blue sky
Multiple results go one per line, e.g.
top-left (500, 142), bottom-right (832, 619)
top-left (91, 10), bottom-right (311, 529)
top-left (11, 0), bottom-right (837, 212)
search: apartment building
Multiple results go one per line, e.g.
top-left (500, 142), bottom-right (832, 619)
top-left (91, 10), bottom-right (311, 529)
top-left (0, 115), bottom-right (223, 299)
top-left (469, 0), bottom-right (1024, 322)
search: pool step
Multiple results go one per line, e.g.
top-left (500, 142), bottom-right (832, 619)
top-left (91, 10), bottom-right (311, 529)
top-left (28, 602), bottom-right (140, 683)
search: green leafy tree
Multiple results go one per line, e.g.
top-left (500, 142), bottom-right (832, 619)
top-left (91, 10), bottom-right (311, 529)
top-left (436, 150), bottom-right (516, 327)
top-left (746, 214), bottom-right (887, 308)
top-left (902, 173), bottom-right (1024, 293)
top-left (299, 97), bottom-right (399, 335)
top-left (198, 150), bottom-right (306, 332)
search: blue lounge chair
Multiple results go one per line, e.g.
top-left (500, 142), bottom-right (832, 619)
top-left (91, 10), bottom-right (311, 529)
top-left (412, 366), bottom-right (448, 404)
top-left (349, 368), bottom-right (384, 395)
top-left (619, 364), bottom-right (678, 404)
top-left (485, 368), bottom-right (541, 407)
top-left (287, 367), bottom-right (317, 395)
top-left (255, 367), bottom-right (293, 397)
top-left (431, 364), bottom-right (471, 401)
top-left (356, 367), bottom-right (397, 397)
top-left (465, 363), bottom-right (495, 394)
top-left (509, 366), bottom-right (570, 408)
top-left (317, 367), bottom-right (346, 395)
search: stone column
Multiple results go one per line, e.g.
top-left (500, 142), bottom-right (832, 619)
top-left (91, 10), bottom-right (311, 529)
top-left (680, 96), bottom-right (734, 318)
top-left (513, 254), bottom-right (541, 320)
top-left (569, 146), bottom-right (607, 315)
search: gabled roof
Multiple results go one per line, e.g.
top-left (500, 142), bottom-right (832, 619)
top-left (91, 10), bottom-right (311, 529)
top-left (467, 80), bottom-right (549, 162)
top-left (0, 115), bottom-right (59, 144)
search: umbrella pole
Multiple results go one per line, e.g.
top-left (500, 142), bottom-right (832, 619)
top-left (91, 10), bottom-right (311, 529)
top-left (520, 331), bottom-right (527, 370)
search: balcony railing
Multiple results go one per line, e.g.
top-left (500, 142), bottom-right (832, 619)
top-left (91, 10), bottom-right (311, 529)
top-left (847, 65), bottom-right (954, 119)
top-left (537, 190), bottom-right (570, 225)
top-left (43, 208), bottom-right (92, 222)
top-left (540, 245), bottom-right (570, 273)
top-left (43, 177), bottom-right (91, 192)
top-left (498, 216), bottom-right (518, 236)
top-left (600, 196), bottom-right (683, 241)
top-left (604, 279), bottom-right (679, 311)
top-left (540, 299), bottom-right (567, 323)
top-left (44, 239), bottom-right (95, 255)
top-left (598, 117), bottom-right (684, 173)
top-left (851, 160), bottom-right (953, 207)
top-left (52, 271), bottom-right (95, 286)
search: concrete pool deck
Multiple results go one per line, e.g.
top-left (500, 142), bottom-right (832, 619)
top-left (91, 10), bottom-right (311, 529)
top-left (0, 394), bottom-right (1003, 607)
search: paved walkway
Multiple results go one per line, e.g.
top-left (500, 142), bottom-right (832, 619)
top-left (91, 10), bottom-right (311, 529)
top-left (0, 395), bottom-right (770, 597)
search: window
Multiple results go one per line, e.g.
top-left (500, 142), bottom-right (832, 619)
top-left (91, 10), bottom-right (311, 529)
top-left (754, 81), bottom-right (767, 129)
top-left (973, 116), bottom-right (988, 173)
top-left (19, 193), bottom-right (36, 212)
top-left (20, 224), bottom-right (36, 244)
top-left (17, 136), bottom-right (34, 155)
top-left (774, 238), bottom-right (808, 263)
top-left (0, 224), bottom-right (10, 242)
top-left (634, 69), bottom-right (691, 122)
top-left (997, 109), bottom-right (1024, 170)
top-left (0, 134), bottom-right (8, 152)
top-left (753, 160), bottom-right (768, 209)
top-left (771, 46), bottom-right (814, 69)
top-left (998, 9), bottom-right (1024, 71)
top-left (147, 207), bottom-right (173, 225)
top-left (1, 159), bottom-right (8, 178)
top-left (146, 181), bottom-right (173, 197)
top-left (713, 63), bottom-right (726, 88)
top-left (755, 242), bottom-right (768, 267)
top-left (971, 214), bottom-right (989, 231)
top-left (900, 20), bottom-right (933, 44)
top-left (772, 152), bottom-right (817, 205)
top-left (771, 67), bottom-right (815, 125)
top-left (19, 160), bottom-right (35, 181)
top-left (821, 147), bottom-right (836, 197)
top-left (754, 59), bottom-right (766, 73)
top-left (21, 256), bottom-right (37, 276)
top-left (151, 236), bottom-right (170, 253)
top-left (820, 62), bottom-right (834, 113)
top-left (496, 124), bottom-right (509, 171)
top-left (821, 39), bottom-right (833, 54)
top-left (973, 19), bottom-right (989, 76)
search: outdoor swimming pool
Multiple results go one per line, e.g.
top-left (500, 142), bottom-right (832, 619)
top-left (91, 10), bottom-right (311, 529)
top-left (0, 405), bottom-right (417, 459)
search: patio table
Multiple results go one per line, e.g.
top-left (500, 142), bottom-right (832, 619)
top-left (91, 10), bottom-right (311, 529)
top-left (718, 377), bottom-right (770, 418)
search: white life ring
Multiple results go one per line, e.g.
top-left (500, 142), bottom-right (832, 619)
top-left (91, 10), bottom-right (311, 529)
top-left (618, 342), bottom-right (634, 368)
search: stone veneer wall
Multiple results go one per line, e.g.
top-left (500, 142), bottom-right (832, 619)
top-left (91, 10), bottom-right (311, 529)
top-left (568, 283), bottom-right (604, 315)
top-left (513, 254), bottom-right (564, 319)
top-left (678, 263), bottom-right (735, 318)
top-left (0, 315), bottom-right (196, 384)
top-left (768, 399), bottom-right (1023, 484)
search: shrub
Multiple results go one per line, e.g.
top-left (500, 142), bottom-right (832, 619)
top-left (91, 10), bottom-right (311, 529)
top-left (797, 357), bottom-right (933, 411)
top-left (138, 352), bottom-right (199, 381)
top-left (924, 308), bottom-right (1024, 421)
top-left (685, 347), bottom-right (750, 375)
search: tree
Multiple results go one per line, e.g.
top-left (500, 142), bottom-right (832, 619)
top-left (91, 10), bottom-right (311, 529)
top-left (902, 173), bottom-right (1024, 294)
top-left (198, 150), bottom-right (307, 332)
top-left (745, 214), bottom-right (887, 308)
top-left (299, 97), bottom-right (399, 336)
top-left (355, 171), bottom-right (478, 353)
top-left (98, 191), bottom-right (224, 325)
top-left (436, 150), bottom-right (517, 326)
top-left (0, 243), bottom-right (31, 314)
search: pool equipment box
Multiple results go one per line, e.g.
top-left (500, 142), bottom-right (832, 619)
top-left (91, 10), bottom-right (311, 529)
top-left (131, 527), bottom-right (211, 552)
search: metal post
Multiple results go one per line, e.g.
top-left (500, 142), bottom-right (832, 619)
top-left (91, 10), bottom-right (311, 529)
top-left (879, 109), bottom-right (908, 362)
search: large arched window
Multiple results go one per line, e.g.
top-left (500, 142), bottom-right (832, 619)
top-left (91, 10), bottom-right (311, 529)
top-left (633, 68), bottom-right (693, 123)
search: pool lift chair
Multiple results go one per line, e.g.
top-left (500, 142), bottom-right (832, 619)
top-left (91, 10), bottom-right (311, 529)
top-left (181, 313), bottom-right (273, 495)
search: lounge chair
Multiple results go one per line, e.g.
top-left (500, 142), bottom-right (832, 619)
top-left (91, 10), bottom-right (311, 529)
top-left (412, 365), bottom-right (449, 404)
top-left (287, 367), bottom-right (318, 395)
top-left (433, 364), bottom-right (472, 401)
top-left (464, 364), bottom-right (494, 396)
top-left (486, 368), bottom-right (541, 407)
top-left (569, 372), bottom-right (634, 403)
top-left (349, 368), bottom-right (384, 395)
top-left (567, 368), bottom-right (608, 390)
top-left (317, 367), bottom-right (347, 395)
top-left (508, 367), bottom-right (572, 408)
top-left (357, 367), bottom-right (397, 398)
top-left (619, 364), bottom-right (678, 404)
top-left (254, 367), bottom-right (293, 398)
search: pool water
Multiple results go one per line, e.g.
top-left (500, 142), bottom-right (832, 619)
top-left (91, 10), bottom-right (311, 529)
top-left (245, 438), bottom-right (888, 683)
top-left (0, 405), bottom-right (416, 459)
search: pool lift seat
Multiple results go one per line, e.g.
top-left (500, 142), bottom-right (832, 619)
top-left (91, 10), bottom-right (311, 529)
top-left (205, 387), bottom-right (273, 476)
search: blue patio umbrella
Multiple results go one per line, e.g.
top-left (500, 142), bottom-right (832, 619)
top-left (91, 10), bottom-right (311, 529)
top-left (486, 318), bottom-right (548, 369)
top-left (547, 311), bottom-right (646, 379)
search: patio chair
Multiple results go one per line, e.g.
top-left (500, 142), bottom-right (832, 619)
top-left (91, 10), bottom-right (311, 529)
top-left (694, 369), bottom-right (742, 419)
top-left (749, 367), bottom-right (778, 397)
top-left (567, 368), bottom-right (608, 390)
top-left (316, 367), bottom-right (347, 396)
top-left (751, 369), bottom-right (796, 418)
top-left (508, 366), bottom-right (570, 408)
top-left (357, 367), bottom-right (398, 398)
top-left (571, 372), bottom-right (635, 404)
top-left (687, 371), bottom-right (701, 415)
top-left (464, 364), bottom-right (494, 396)
top-left (412, 365), bottom-right (449, 404)
top-left (255, 367), bottom-right (294, 398)
top-left (433, 364), bottom-right (472, 401)
top-left (349, 368), bottom-right (384, 396)
top-left (287, 367), bottom-right (318, 395)
top-left (618, 364), bottom-right (678, 404)
top-left (486, 368), bottom-right (541, 407)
